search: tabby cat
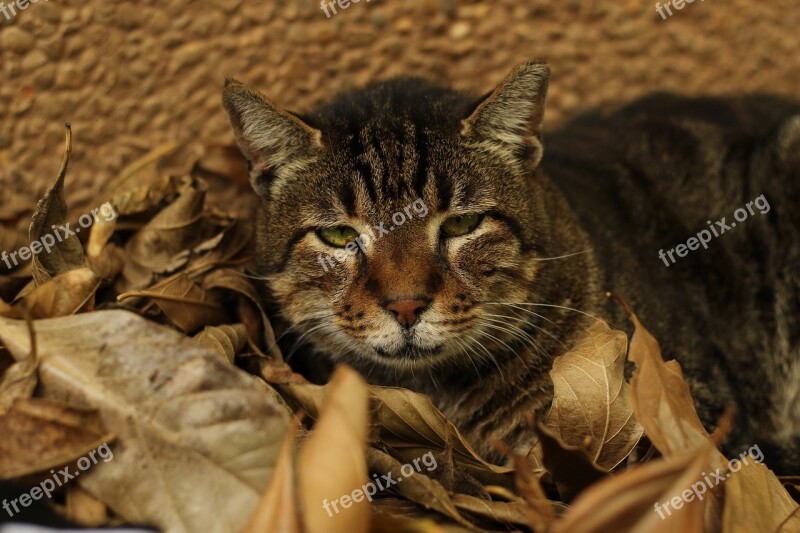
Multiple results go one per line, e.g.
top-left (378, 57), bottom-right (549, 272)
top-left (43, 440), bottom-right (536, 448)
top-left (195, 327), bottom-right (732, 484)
top-left (222, 62), bottom-right (800, 474)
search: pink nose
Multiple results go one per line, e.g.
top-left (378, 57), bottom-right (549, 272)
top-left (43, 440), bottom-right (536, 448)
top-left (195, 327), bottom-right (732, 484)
top-left (385, 299), bottom-right (429, 328)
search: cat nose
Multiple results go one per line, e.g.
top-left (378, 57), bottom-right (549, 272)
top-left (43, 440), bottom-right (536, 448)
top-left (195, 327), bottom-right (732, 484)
top-left (384, 298), bottom-right (430, 328)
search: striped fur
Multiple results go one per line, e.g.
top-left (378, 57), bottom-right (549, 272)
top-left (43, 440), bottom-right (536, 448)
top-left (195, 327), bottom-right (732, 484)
top-left (223, 64), bottom-right (800, 473)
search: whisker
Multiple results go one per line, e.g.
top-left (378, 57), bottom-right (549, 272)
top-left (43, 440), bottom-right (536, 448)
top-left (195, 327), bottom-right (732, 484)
top-left (502, 302), bottom-right (603, 323)
top-left (530, 249), bottom-right (594, 262)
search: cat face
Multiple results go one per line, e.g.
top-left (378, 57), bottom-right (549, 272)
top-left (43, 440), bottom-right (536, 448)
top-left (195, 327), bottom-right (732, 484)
top-left (223, 62), bottom-right (552, 372)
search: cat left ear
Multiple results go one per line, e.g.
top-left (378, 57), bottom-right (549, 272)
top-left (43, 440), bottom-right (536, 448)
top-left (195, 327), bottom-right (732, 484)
top-left (222, 78), bottom-right (324, 196)
top-left (461, 61), bottom-right (550, 169)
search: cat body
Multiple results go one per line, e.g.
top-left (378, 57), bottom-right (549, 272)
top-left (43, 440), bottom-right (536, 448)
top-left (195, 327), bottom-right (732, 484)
top-left (222, 63), bottom-right (800, 473)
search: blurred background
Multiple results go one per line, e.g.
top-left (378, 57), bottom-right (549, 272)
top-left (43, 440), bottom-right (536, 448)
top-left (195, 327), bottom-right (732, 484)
top-left (1, 0), bottom-right (798, 207)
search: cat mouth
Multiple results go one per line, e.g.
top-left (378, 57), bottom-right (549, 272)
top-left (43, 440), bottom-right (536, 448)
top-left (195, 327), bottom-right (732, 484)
top-left (374, 343), bottom-right (444, 360)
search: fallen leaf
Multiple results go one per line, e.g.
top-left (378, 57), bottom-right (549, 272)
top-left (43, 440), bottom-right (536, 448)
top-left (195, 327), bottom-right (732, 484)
top-left (452, 493), bottom-right (532, 528)
top-left (15, 267), bottom-right (100, 319)
top-left (119, 180), bottom-right (219, 291)
top-left (496, 439), bottom-right (557, 531)
top-left (543, 319), bottom-right (643, 470)
top-left (0, 310), bottom-right (292, 533)
top-left (203, 268), bottom-right (280, 360)
top-left (532, 420), bottom-right (609, 502)
top-left (617, 298), bottom-right (729, 470)
top-left (297, 365), bottom-right (371, 533)
top-left (28, 124), bottom-right (86, 285)
top-left (118, 272), bottom-right (228, 334)
top-left (65, 485), bottom-right (109, 528)
top-left (723, 460), bottom-right (800, 533)
top-left (0, 317), bottom-right (37, 413)
top-left (551, 445), bottom-right (716, 533)
top-left (0, 398), bottom-right (113, 479)
top-left (243, 417), bottom-right (302, 533)
top-left (193, 323), bottom-right (249, 364)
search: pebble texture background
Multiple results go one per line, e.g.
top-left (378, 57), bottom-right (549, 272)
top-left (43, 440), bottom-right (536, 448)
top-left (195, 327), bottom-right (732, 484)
top-left (1, 0), bottom-right (798, 206)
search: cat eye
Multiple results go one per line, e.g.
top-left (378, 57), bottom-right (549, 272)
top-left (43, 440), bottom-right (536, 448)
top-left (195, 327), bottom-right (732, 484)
top-left (317, 226), bottom-right (360, 247)
top-left (441, 214), bottom-right (483, 237)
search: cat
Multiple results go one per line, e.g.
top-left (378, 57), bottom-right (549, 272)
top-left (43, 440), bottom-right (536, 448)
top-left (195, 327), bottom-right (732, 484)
top-left (222, 61), bottom-right (800, 474)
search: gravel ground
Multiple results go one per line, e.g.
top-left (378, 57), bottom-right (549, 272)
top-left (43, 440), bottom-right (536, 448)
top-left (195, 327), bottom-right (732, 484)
top-left (1, 0), bottom-right (798, 205)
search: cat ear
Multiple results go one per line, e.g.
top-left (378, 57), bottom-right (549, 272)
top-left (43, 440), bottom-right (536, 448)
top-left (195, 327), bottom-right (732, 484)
top-left (222, 78), bottom-right (323, 196)
top-left (461, 61), bottom-right (550, 169)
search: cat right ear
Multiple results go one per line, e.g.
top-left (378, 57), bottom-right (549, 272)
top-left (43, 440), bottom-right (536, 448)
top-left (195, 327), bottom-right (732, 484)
top-left (461, 61), bottom-right (550, 170)
top-left (222, 78), bottom-right (323, 197)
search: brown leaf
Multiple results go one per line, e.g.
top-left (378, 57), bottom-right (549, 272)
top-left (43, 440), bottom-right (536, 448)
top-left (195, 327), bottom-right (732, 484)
top-left (723, 460), bottom-right (800, 533)
top-left (620, 299), bottom-right (721, 464)
top-left (367, 447), bottom-right (471, 528)
top-left (532, 420), bottom-right (609, 502)
top-left (0, 398), bottom-right (113, 479)
top-left (193, 323), bottom-right (249, 364)
top-left (15, 267), bottom-right (100, 319)
top-left (107, 174), bottom-right (186, 217)
top-left (28, 124), bottom-right (86, 285)
top-left (65, 486), bottom-right (109, 528)
top-left (551, 445), bottom-right (716, 533)
top-left (0, 318), bottom-right (37, 413)
top-left (452, 493), bottom-right (532, 528)
top-left (542, 319), bottom-right (644, 470)
top-left (0, 310), bottom-right (292, 533)
top-left (497, 439), bottom-right (557, 531)
top-left (119, 180), bottom-right (218, 291)
top-left (297, 365), bottom-right (371, 533)
top-left (118, 272), bottom-right (228, 334)
top-left (203, 268), bottom-right (281, 360)
top-left (243, 417), bottom-right (302, 533)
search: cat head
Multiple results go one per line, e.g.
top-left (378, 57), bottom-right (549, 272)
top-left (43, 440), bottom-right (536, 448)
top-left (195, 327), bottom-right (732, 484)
top-left (222, 62), bottom-right (554, 372)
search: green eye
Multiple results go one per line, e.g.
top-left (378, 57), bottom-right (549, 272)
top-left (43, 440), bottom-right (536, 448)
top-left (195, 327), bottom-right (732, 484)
top-left (441, 214), bottom-right (483, 237)
top-left (317, 226), bottom-right (360, 247)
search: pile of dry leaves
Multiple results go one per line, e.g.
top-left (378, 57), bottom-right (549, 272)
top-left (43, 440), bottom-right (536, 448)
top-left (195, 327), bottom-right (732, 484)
top-left (0, 126), bottom-right (798, 533)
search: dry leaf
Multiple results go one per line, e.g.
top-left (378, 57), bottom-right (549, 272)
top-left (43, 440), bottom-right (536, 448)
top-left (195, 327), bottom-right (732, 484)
top-left (0, 398), bottom-right (113, 479)
top-left (203, 268), bottom-right (280, 360)
top-left (193, 323), bottom-right (249, 364)
top-left (15, 267), bottom-right (100, 319)
top-left (297, 365), bottom-right (371, 533)
top-left (118, 272), bottom-right (228, 334)
top-left (451, 493), bottom-right (532, 528)
top-left (543, 319), bottom-right (644, 470)
top-left (552, 445), bottom-right (716, 533)
top-left (497, 439), bottom-right (557, 531)
top-left (119, 181), bottom-right (218, 291)
top-left (28, 124), bottom-right (86, 285)
top-left (0, 319), bottom-right (37, 413)
top-left (532, 421), bottom-right (608, 502)
top-left (0, 310), bottom-right (291, 533)
top-left (367, 447), bottom-right (471, 528)
top-left (626, 305), bottom-right (711, 459)
top-left (243, 417), bottom-right (302, 533)
top-left (65, 485), bottom-right (109, 528)
top-left (723, 460), bottom-right (800, 533)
